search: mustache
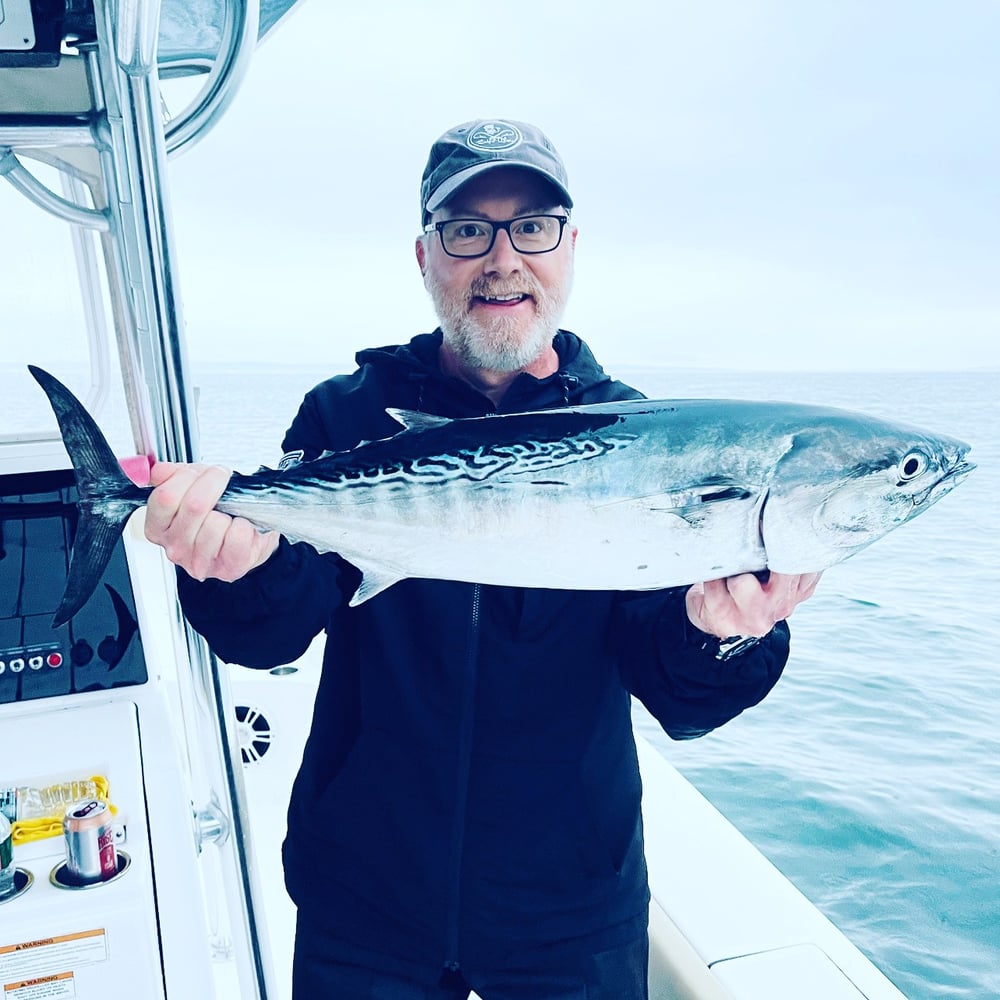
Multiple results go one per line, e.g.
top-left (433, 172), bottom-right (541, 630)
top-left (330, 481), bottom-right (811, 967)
top-left (468, 276), bottom-right (541, 301)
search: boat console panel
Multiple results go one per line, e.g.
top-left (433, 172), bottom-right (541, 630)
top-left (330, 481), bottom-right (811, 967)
top-left (0, 468), bottom-right (147, 704)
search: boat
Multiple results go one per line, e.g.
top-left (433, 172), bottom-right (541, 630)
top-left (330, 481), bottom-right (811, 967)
top-left (0, 2), bottom-right (909, 996)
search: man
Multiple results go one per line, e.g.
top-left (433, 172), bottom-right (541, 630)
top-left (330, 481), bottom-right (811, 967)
top-left (145, 119), bottom-right (820, 999)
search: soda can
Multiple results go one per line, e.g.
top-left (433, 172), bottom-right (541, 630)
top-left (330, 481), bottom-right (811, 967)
top-left (63, 800), bottom-right (117, 882)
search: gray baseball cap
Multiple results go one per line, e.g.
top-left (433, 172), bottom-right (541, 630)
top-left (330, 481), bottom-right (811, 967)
top-left (420, 119), bottom-right (572, 223)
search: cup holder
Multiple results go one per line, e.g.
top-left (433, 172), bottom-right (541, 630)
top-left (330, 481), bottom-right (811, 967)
top-left (0, 868), bottom-right (34, 904)
top-left (49, 850), bottom-right (131, 890)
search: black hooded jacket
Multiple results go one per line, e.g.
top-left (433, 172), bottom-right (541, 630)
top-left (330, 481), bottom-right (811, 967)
top-left (178, 330), bottom-right (789, 984)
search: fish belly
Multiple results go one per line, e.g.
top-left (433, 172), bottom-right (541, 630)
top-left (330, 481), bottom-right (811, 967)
top-left (220, 483), bottom-right (767, 592)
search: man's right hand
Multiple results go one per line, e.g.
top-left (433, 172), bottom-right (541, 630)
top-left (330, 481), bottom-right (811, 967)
top-left (143, 461), bottom-right (279, 582)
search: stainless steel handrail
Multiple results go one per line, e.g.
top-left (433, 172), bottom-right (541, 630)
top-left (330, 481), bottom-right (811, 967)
top-left (0, 146), bottom-right (110, 230)
top-left (3, 2), bottom-right (277, 992)
top-left (162, 0), bottom-right (260, 157)
top-left (0, 125), bottom-right (97, 147)
top-left (89, 1), bottom-right (276, 996)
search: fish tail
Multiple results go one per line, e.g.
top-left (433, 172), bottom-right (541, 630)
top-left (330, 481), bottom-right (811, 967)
top-left (28, 366), bottom-right (148, 627)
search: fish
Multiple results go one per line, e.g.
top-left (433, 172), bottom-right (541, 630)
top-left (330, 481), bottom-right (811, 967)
top-left (29, 364), bottom-right (975, 628)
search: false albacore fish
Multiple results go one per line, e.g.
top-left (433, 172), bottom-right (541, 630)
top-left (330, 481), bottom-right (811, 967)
top-left (29, 365), bottom-right (974, 628)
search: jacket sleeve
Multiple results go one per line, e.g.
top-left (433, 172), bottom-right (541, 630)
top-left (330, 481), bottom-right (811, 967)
top-left (175, 377), bottom-right (363, 669)
top-left (176, 540), bottom-right (347, 668)
top-left (611, 588), bottom-right (789, 740)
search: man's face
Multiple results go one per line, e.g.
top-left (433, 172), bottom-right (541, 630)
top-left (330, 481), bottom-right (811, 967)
top-left (417, 168), bottom-right (577, 373)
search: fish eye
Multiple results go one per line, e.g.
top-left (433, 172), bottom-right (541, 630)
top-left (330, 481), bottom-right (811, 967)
top-left (897, 450), bottom-right (929, 482)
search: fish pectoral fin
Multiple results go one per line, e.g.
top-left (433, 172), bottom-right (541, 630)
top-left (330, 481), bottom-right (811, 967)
top-left (596, 484), bottom-right (755, 515)
top-left (385, 408), bottom-right (452, 432)
top-left (347, 560), bottom-right (406, 606)
top-left (584, 494), bottom-right (700, 529)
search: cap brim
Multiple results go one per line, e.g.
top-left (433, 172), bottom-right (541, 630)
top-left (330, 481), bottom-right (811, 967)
top-left (425, 162), bottom-right (573, 215)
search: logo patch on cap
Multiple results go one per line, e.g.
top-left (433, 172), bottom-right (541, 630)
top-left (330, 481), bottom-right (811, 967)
top-left (468, 121), bottom-right (522, 152)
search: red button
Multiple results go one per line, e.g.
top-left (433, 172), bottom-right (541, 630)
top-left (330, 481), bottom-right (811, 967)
top-left (47, 652), bottom-right (63, 668)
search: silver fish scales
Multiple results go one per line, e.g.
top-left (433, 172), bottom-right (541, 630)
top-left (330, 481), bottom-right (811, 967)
top-left (28, 366), bottom-right (975, 627)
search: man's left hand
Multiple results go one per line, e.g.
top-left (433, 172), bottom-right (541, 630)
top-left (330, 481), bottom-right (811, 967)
top-left (686, 571), bottom-right (822, 640)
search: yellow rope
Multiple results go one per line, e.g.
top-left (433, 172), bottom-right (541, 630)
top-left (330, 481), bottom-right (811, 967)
top-left (11, 776), bottom-right (118, 846)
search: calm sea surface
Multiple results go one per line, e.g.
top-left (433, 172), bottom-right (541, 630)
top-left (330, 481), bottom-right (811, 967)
top-left (5, 363), bottom-right (997, 998)
top-left (191, 363), bottom-right (1000, 1000)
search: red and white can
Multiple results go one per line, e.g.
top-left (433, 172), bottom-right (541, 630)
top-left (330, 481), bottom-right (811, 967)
top-left (63, 800), bottom-right (117, 882)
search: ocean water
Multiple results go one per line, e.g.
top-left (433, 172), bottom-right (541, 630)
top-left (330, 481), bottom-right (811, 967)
top-left (184, 363), bottom-right (999, 999)
top-left (5, 362), bottom-right (996, 997)
top-left (188, 363), bottom-right (998, 1000)
top-left (618, 369), bottom-right (999, 1000)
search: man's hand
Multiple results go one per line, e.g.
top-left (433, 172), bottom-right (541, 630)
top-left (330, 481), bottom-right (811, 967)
top-left (686, 571), bottom-right (822, 639)
top-left (143, 461), bottom-right (279, 582)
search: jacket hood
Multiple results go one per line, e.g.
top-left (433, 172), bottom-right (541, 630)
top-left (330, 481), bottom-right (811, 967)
top-left (354, 329), bottom-right (617, 406)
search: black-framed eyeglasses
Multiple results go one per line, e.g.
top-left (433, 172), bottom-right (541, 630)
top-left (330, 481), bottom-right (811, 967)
top-left (423, 214), bottom-right (569, 258)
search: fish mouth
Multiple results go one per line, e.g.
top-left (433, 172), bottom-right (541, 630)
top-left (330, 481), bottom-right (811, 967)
top-left (943, 459), bottom-right (975, 484)
top-left (925, 460), bottom-right (976, 504)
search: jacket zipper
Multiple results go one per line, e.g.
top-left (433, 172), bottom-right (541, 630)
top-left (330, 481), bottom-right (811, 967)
top-left (444, 583), bottom-right (482, 973)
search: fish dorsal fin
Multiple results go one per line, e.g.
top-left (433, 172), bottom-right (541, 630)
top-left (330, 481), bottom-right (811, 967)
top-left (386, 408), bottom-right (451, 432)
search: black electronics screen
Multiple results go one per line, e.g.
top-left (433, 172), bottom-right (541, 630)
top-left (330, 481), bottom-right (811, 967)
top-left (0, 468), bottom-right (147, 703)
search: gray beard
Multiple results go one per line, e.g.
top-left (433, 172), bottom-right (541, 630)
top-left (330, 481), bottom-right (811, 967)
top-left (424, 268), bottom-right (572, 373)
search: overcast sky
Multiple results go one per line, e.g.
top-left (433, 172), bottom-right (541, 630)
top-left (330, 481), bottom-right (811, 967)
top-left (5, 1), bottom-right (999, 372)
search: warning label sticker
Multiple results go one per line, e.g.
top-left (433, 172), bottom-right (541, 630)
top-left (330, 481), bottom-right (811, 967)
top-left (3, 972), bottom-right (75, 999)
top-left (0, 930), bottom-right (105, 986)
